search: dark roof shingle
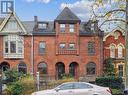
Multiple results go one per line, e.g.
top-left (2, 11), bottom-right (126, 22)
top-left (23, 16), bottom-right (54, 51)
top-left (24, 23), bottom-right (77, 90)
top-left (55, 7), bottom-right (81, 23)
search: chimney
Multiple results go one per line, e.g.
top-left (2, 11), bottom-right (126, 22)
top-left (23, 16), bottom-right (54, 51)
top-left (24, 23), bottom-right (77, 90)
top-left (34, 16), bottom-right (38, 23)
top-left (34, 16), bottom-right (38, 31)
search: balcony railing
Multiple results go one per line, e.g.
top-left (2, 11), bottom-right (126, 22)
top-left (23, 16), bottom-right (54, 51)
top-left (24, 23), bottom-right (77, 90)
top-left (58, 49), bottom-right (77, 55)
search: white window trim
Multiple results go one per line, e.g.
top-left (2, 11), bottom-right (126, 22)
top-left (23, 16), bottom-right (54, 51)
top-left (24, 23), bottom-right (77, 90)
top-left (118, 45), bottom-right (123, 58)
top-left (3, 35), bottom-right (24, 58)
top-left (110, 44), bottom-right (116, 58)
top-left (69, 24), bottom-right (75, 33)
top-left (60, 24), bottom-right (66, 32)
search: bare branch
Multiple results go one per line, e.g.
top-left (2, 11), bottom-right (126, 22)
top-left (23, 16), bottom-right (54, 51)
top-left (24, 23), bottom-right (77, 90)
top-left (99, 19), bottom-right (126, 28)
top-left (92, 3), bottom-right (125, 18)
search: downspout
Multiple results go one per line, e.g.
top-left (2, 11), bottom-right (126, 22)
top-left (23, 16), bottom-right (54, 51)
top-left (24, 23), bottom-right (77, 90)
top-left (31, 33), bottom-right (34, 76)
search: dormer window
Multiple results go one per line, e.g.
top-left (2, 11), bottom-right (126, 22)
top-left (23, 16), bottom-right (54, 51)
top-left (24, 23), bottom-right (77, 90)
top-left (60, 24), bottom-right (65, 33)
top-left (91, 23), bottom-right (94, 31)
top-left (38, 23), bottom-right (47, 29)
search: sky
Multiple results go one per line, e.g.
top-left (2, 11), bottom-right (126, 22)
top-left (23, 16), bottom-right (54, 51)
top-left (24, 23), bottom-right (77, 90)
top-left (0, 0), bottom-right (126, 32)
top-left (14, 0), bottom-right (93, 21)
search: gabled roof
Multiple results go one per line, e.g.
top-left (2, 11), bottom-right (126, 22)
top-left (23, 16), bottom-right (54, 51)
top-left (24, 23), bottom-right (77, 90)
top-left (103, 26), bottom-right (125, 41)
top-left (0, 12), bottom-right (28, 34)
top-left (55, 7), bottom-right (81, 23)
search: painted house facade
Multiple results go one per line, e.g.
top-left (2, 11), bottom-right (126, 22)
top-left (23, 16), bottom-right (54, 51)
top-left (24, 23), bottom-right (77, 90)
top-left (0, 7), bottom-right (104, 81)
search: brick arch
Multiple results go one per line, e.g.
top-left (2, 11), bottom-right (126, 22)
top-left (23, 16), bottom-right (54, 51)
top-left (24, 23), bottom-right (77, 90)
top-left (109, 43), bottom-right (116, 48)
top-left (0, 61), bottom-right (10, 72)
top-left (37, 61), bottom-right (48, 74)
top-left (117, 43), bottom-right (124, 48)
top-left (55, 62), bottom-right (65, 79)
top-left (17, 61), bottom-right (27, 74)
top-left (69, 62), bottom-right (79, 78)
top-left (86, 62), bottom-right (96, 75)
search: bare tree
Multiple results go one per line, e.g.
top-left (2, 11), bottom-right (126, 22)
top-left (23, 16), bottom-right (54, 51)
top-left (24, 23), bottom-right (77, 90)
top-left (90, 0), bottom-right (128, 88)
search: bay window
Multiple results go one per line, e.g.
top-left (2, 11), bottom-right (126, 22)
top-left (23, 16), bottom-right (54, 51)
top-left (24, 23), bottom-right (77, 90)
top-left (4, 35), bottom-right (24, 58)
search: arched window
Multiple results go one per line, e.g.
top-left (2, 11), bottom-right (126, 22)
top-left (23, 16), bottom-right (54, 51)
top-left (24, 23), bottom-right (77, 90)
top-left (18, 62), bottom-right (27, 74)
top-left (86, 62), bottom-right (96, 75)
top-left (38, 62), bottom-right (47, 74)
top-left (110, 45), bottom-right (115, 58)
top-left (118, 45), bottom-right (123, 58)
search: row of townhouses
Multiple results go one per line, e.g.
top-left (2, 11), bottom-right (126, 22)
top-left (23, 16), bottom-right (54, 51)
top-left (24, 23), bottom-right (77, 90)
top-left (0, 7), bottom-right (125, 81)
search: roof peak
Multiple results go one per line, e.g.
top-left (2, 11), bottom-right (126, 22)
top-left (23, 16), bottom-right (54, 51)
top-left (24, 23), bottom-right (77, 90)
top-left (55, 7), bottom-right (81, 23)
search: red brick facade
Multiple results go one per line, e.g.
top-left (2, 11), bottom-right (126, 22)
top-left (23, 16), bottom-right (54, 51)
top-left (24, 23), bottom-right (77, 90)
top-left (103, 28), bottom-right (125, 77)
top-left (0, 7), bottom-right (103, 81)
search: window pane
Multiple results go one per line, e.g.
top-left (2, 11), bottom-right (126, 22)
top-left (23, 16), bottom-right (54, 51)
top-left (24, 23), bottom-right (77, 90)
top-left (5, 41), bottom-right (8, 53)
top-left (69, 24), bottom-right (74, 33)
top-left (18, 63), bottom-right (27, 74)
top-left (118, 46), bottom-right (123, 58)
top-left (38, 63), bottom-right (47, 74)
top-left (87, 63), bottom-right (96, 75)
top-left (69, 43), bottom-right (75, 49)
top-left (91, 23), bottom-right (94, 31)
top-left (39, 42), bottom-right (46, 54)
top-left (38, 23), bottom-right (47, 29)
top-left (60, 24), bottom-right (65, 32)
top-left (18, 41), bottom-right (23, 53)
top-left (10, 41), bottom-right (16, 53)
top-left (74, 83), bottom-right (93, 89)
top-left (88, 42), bottom-right (95, 54)
top-left (118, 65), bottom-right (123, 77)
top-left (59, 43), bottom-right (65, 49)
top-left (110, 45), bottom-right (115, 58)
top-left (59, 83), bottom-right (73, 90)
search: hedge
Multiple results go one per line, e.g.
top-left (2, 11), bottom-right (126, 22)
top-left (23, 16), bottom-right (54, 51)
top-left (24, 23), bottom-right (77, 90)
top-left (96, 76), bottom-right (124, 89)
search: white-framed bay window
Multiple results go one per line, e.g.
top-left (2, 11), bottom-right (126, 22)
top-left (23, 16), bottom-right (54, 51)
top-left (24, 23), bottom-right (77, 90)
top-left (4, 35), bottom-right (24, 58)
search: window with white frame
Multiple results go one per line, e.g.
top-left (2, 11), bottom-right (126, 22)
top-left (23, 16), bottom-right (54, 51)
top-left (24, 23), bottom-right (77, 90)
top-left (8, 21), bottom-right (17, 30)
top-left (39, 42), bottom-right (46, 54)
top-left (10, 41), bottom-right (16, 53)
top-left (60, 24), bottom-right (65, 32)
top-left (91, 23), bottom-right (94, 31)
top-left (5, 41), bottom-right (9, 53)
top-left (59, 43), bottom-right (66, 49)
top-left (69, 24), bottom-right (75, 33)
top-left (38, 23), bottom-right (47, 29)
top-left (110, 45), bottom-right (115, 58)
top-left (118, 45), bottom-right (123, 58)
top-left (18, 41), bottom-right (23, 53)
top-left (4, 35), bottom-right (24, 58)
top-left (69, 43), bottom-right (75, 49)
top-left (88, 42), bottom-right (95, 55)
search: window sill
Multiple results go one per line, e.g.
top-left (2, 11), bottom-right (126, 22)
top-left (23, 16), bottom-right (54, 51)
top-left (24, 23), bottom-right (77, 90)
top-left (88, 53), bottom-right (96, 56)
top-left (4, 53), bottom-right (24, 59)
top-left (39, 53), bottom-right (46, 55)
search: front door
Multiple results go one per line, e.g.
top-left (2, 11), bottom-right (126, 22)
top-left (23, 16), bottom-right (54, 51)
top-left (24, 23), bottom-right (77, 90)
top-left (56, 63), bottom-right (65, 79)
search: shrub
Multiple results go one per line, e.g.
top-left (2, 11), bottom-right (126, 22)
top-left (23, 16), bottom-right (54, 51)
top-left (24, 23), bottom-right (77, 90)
top-left (4, 69), bottom-right (24, 84)
top-left (96, 76), bottom-right (124, 89)
top-left (20, 76), bottom-right (36, 95)
top-left (8, 82), bottom-right (24, 95)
